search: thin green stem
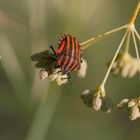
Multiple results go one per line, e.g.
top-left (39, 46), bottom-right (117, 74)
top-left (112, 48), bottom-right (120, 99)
top-left (132, 31), bottom-right (140, 73)
top-left (101, 30), bottom-right (128, 86)
top-left (80, 25), bottom-right (127, 50)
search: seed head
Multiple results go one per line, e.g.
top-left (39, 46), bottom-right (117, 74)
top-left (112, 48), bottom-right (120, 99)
top-left (77, 58), bottom-right (87, 78)
top-left (111, 52), bottom-right (139, 78)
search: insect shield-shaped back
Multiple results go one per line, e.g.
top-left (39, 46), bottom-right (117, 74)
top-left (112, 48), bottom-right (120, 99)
top-left (31, 34), bottom-right (86, 86)
top-left (56, 34), bottom-right (81, 75)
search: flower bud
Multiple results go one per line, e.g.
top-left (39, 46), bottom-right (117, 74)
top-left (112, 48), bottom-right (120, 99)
top-left (117, 98), bottom-right (129, 108)
top-left (129, 106), bottom-right (140, 121)
top-left (39, 69), bottom-right (48, 80)
top-left (128, 100), bottom-right (136, 108)
top-left (77, 58), bottom-right (87, 78)
top-left (93, 95), bottom-right (102, 111)
top-left (110, 52), bottom-right (139, 78)
top-left (56, 73), bottom-right (68, 86)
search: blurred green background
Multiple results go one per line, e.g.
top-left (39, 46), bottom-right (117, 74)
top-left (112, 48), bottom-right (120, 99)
top-left (0, 0), bottom-right (140, 140)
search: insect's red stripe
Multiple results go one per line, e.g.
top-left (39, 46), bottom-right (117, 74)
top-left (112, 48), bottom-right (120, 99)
top-left (72, 40), bottom-right (80, 70)
top-left (57, 40), bottom-right (66, 65)
top-left (58, 54), bottom-right (64, 66)
top-left (57, 41), bottom-right (65, 54)
top-left (69, 59), bottom-right (79, 71)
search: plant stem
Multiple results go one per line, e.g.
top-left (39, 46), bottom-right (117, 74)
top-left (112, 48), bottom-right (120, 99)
top-left (134, 27), bottom-right (140, 41)
top-left (101, 31), bottom-right (128, 86)
top-left (128, 0), bottom-right (140, 25)
top-left (132, 31), bottom-right (140, 73)
top-left (124, 30), bottom-right (131, 53)
top-left (80, 25), bottom-right (127, 50)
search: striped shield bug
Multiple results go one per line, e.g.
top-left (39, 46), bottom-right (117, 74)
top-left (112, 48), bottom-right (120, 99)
top-left (50, 34), bottom-right (82, 78)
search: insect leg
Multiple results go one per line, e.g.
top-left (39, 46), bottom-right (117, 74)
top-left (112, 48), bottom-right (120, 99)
top-left (67, 73), bottom-right (71, 79)
top-left (50, 45), bottom-right (56, 55)
top-left (61, 73), bottom-right (71, 80)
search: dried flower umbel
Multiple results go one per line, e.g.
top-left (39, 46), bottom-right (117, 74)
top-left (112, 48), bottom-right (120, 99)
top-left (81, 86), bottom-right (112, 112)
top-left (111, 52), bottom-right (139, 78)
top-left (30, 0), bottom-right (140, 120)
top-left (117, 97), bottom-right (140, 120)
top-left (80, 1), bottom-right (140, 120)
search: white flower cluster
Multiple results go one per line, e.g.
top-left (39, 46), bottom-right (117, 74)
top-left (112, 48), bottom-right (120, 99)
top-left (39, 57), bottom-right (88, 86)
top-left (81, 86), bottom-right (112, 112)
top-left (117, 98), bottom-right (140, 120)
top-left (111, 52), bottom-right (139, 78)
top-left (39, 68), bottom-right (68, 86)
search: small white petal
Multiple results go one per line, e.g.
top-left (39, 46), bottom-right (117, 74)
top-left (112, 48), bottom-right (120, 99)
top-left (128, 59), bottom-right (139, 77)
top-left (130, 106), bottom-right (140, 121)
top-left (56, 73), bottom-right (68, 86)
top-left (111, 52), bottom-right (139, 78)
top-left (48, 68), bottom-right (61, 81)
top-left (121, 63), bottom-right (131, 77)
top-left (112, 67), bottom-right (120, 75)
top-left (117, 98), bottom-right (129, 108)
top-left (128, 100), bottom-right (136, 108)
top-left (39, 69), bottom-right (48, 80)
top-left (77, 58), bottom-right (87, 78)
top-left (49, 73), bottom-right (58, 81)
top-left (93, 95), bottom-right (102, 111)
top-left (54, 68), bottom-right (61, 73)
top-left (82, 90), bottom-right (90, 95)
top-left (119, 59), bottom-right (125, 67)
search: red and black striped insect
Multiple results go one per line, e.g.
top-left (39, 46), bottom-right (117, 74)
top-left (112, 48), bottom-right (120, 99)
top-left (50, 34), bottom-right (82, 77)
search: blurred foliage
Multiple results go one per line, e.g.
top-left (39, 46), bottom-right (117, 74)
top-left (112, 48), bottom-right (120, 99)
top-left (0, 0), bottom-right (140, 140)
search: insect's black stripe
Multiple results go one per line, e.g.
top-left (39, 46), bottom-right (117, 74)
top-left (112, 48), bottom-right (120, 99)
top-left (69, 39), bottom-right (81, 71)
top-left (67, 37), bottom-right (77, 71)
top-left (67, 35), bottom-right (73, 56)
